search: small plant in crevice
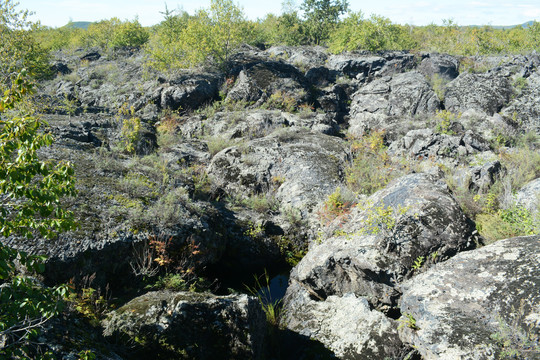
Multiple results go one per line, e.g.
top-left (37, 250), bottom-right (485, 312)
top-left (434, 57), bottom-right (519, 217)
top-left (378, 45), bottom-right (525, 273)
top-left (346, 130), bottom-right (405, 196)
top-left (434, 109), bottom-right (461, 135)
top-left (245, 270), bottom-right (283, 327)
top-left (490, 301), bottom-right (539, 359)
top-left (430, 74), bottom-right (448, 102)
top-left (398, 313), bottom-right (420, 331)
top-left (134, 234), bottom-right (210, 293)
top-left (411, 256), bottom-right (425, 271)
top-left (116, 102), bottom-right (142, 154)
top-left (67, 273), bottom-right (113, 327)
top-left (318, 186), bottom-right (357, 226)
top-left (277, 236), bottom-right (307, 267)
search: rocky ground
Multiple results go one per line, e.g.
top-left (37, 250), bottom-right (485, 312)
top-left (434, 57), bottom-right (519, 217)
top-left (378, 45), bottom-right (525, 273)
top-left (4, 46), bottom-right (540, 359)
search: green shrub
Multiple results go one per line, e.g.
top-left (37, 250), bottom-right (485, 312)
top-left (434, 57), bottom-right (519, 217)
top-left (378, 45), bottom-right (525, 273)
top-left (116, 103), bottom-right (142, 154)
top-left (476, 204), bottom-right (538, 243)
top-left (346, 130), bottom-right (404, 195)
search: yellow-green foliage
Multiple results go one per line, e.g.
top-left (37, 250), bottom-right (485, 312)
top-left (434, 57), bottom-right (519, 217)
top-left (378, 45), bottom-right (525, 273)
top-left (346, 130), bottom-right (404, 195)
top-left (476, 204), bottom-right (538, 243)
top-left (264, 90), bottom-right (297, 112)
top-left (146, 0), bottom-right (249, 72)
top-left (319, 186), bottom-right (356, 224)
top-left (434, 110), bottom-right (461, 135)
top-left (329, 11), bottom-right (415, 52)
top-left (81, 17), bottom-right (149, 50)
top-left (0, 1), bottom-right (52, 82)
top-left (117, 103), bottom-right (142, 154)
top-left (358, 201), bottom-right (410, 235)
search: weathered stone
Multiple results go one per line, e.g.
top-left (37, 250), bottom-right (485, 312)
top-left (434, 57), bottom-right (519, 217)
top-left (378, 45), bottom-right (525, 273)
top-left (399, 236), bottom-right (540, 360)
top-left (282, 283), bottom-right (404, 360)
top-left (389, 128), bottom-right (491, 168)
top-left (160, 73), bottom-right (220, 111)
top-left (417, 53), bottom-right (459, 81)
top-left (349, 72), bottom-right (440, 138)
top-left (207, 127), bottom-right (349, 215)
top-left (284, 173), bottom-right (477, 313)
top-left (452, 160), bottom-right (502, 193)
top-left (103, 291), bottom-right (267, 359)
top-left (516, 178), bottom-right (540, 214)
top-left (444, 73), bottom-right (513, 116)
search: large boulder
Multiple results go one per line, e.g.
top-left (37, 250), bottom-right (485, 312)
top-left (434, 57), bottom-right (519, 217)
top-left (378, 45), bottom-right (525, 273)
top-left (285, 173), bottom-right (477, 311)
top-left (281, 173), bottom-right (478, 358)
top-left (207, 127), bottom-right (350, 216)
top-left (348, 72), bottom-right (440, 138)
top-left (326, 51), bottom-right (415, 80)
top-left (225, 60), bottom-right (310, 106)
top-left (388, 128), bottom-right (491, 168)
top-left (282, 285), bottom-right (406, 359)
top-left (444, 73), bottom-right (513, 116)
top-left (103, 291), bottom-right (267, 359)
top-left (399, 235), bottom-right (540, 360)
top-left (159, 73), bottom-right (220, 111)
top-left (417, 53), bottom-right (459, 81)
top-left (179, 110), bottom-right (338, 141)
top-left (501, 70), bottom-right (540, 133)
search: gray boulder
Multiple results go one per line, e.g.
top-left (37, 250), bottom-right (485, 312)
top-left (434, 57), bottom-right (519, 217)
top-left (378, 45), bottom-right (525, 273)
top-left (349, 72), bottom-right (440, 138)
top-left (501, 70), bottom-right (540, 133)
top-left (159, 73), bottom-right (220, 111)
top-left (207, 127), bottom-right (350, 215)
top-left (326, 52), bottom-right (415, 80)
top-left (103, 291), bottom-right (267, 359)
top-left (452, 160), bottom-right (503, 193)
top-left (444, 73), bottom-right (512, 116)
top-left (399, 235), bottom-right (540, 360)
top-left (265, 45), bottom-right (329, 70)
top-left (225, 60), bottom-right (309, 107)
top-left (281, 173), bottom-right (478, 358)
top-left (516, 178), bottom-right (540, 214)
top-left (285, 173), bottom-right (477, 312)
top-left (417, 53), bottom-right (459, 81)
top-left (388, 128), bottom-right (491, 168)
top-left (179, 110), bottom-right (338, 141)
top-left (282, 284), bottom-right (405, 359)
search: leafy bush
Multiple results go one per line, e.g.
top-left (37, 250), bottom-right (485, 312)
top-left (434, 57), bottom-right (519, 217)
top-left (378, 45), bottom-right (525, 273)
top-left (0, 0), bottom-right (52, 83)
top-left (82, 17), bottom-right (149, 51)
top-left (476, 204), bottom-right (538, 243)
top-left (116, 103), bottom-right (142, 154)
top-left (329, 11), bottom-right (415, 52)
top-left (346, 130), bottom-right (404, 195)
top-left (300, 0), bottom-right (349, 45)
top-left (0, 72), bottom-right (77, 358)
top-left (147, 0), bottom-right (249, 72)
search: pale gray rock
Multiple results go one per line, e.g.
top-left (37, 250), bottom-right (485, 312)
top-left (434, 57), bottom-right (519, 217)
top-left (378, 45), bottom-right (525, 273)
top-left (282, 283), bottom-right (404, 360)
top-left (348, 72), bottom-right (440, 138)
top-left (516, 178), bottom-right (540, 214)
top-left (284, 173), bottom-right (477, 314)
top-left (399, 236), bottom-right (540, 360)
top-left (444, 73), bottom-right (513, 116)
top-left (207, 127), bottom-right (350, 214)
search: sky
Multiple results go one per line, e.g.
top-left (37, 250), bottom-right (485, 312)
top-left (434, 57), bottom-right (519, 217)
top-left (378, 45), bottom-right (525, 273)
top-left (17, 0), bottom-right (540, 28)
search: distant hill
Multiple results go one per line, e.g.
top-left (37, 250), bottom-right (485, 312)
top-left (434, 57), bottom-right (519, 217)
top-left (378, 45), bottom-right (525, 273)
top-left (469, 21), bottom-right (535, 30)
top-left (63, 21), bottom-right (92, 30)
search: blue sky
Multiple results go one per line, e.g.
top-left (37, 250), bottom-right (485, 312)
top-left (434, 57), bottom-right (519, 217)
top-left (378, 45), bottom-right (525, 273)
top-left (18, 0), bottom-right (540, 28)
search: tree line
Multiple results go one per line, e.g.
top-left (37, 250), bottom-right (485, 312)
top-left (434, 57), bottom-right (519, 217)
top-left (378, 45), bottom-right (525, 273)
top-left (12, 0), bottom-right (539, 75)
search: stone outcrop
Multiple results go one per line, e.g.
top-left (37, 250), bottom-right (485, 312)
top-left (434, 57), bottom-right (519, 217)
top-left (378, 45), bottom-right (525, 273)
top-left (103, 291), bottom-right (267, 359)
top-left (444, 72), bottom-right (513, 116)
top-left (399, 235), bottom-right (540, 360)
top-left (207, 127), bottom-right (350, 215)
top-left (281, 173), bottom-right (479, 358)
